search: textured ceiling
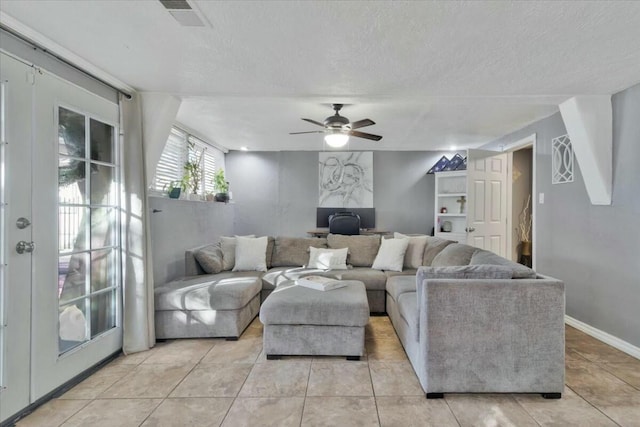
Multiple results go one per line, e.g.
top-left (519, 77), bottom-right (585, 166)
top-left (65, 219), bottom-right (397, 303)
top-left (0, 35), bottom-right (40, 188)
top-left (2, 1), bottom-right (640, 151)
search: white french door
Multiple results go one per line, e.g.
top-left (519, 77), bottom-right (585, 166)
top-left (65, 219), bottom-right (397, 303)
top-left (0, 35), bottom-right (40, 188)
top-left (0, 52), bottom-right (122, 422)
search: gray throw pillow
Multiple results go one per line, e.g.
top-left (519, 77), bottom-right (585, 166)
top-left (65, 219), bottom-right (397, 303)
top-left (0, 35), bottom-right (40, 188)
top-left (422, 236), bottom-right (455, 266)
top-left (469, 248), bottom-right (537, 279)
top-left (431, 243), bottom-right (477, 267)
top-left (194, 245), bottom-right (224, 274)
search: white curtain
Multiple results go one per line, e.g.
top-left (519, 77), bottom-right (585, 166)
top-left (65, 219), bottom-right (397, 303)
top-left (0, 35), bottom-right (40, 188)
top-left (120, 93), bottom-right (155, 353)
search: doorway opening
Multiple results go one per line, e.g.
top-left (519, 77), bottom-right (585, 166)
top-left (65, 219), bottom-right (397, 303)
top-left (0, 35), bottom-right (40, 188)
top-left (505, 134), bottom-right (536, 270)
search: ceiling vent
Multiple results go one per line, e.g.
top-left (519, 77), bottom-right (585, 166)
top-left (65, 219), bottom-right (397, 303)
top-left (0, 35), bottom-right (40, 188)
top-left (159, 0), bottom-right (206, 27)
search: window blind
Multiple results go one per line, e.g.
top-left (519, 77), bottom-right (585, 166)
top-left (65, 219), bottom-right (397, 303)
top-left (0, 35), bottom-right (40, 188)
top-left (153, 127), bottom-right (222, 196)
top-left (153, 128), bottom-right (187, 191)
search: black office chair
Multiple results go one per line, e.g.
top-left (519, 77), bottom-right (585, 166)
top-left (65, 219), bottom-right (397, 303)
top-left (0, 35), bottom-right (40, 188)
top-left (329, 212), bottom-right (361, 235)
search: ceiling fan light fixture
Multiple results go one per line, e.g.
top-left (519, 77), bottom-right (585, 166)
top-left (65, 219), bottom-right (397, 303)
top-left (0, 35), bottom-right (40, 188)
top-left (324, 132), bottom-right (349, 148)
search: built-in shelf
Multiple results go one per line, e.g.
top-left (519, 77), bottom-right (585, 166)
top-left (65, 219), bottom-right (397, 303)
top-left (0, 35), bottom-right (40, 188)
top-left (435, 170), bottom-right (468, 239)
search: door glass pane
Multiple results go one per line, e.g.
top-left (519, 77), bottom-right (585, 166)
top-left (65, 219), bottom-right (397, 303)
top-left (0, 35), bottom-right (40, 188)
top-left (90, 164), bottom-right (116, 205)
top-left (59, 253), bottom-right (89, 304)
top-left (58, 107), bottom-right (85, 157)
top-left (59, 157), bottom-right (86, 203)
top-left (90, 119), bottom-right (114, 163)
top-left (91, 291), bottom-right (116, 338)
top-left (59, 299), bottom-right (89, 354)
top-left (90, 249), bottom-right (115, 293)
top-left (90, 207), bottom-right (115, 249)
top-left (58, 206), bottom-right (88, 253)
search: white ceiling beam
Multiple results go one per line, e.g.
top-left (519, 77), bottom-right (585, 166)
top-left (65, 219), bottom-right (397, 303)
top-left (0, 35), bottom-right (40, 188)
top-left (559, 96), bottom-right (612, 205)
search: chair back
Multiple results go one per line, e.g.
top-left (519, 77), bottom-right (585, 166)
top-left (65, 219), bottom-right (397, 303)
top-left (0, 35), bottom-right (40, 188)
top-left (329, 212), bottom-right (361, 235)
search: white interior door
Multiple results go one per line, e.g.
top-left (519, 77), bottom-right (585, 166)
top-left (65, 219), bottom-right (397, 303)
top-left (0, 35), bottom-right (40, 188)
top-left (0, 52), bottom-right (122, 422)
top-left (466, 149), bottom-right (508, 257)
top-left (0, 53), bottom-right (34, 423)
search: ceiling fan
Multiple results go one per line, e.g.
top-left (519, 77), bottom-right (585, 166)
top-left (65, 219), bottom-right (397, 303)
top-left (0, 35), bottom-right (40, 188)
top-left (290, 104), bottom-right (382, 147)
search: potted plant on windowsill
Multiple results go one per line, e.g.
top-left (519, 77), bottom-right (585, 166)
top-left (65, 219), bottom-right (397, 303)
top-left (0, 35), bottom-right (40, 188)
top-left (164, 178), bottom-right (188, 199)
top-left (213, 169), bottom-right (230, 203)
top-left (183, 155), bottom-right (203, 201)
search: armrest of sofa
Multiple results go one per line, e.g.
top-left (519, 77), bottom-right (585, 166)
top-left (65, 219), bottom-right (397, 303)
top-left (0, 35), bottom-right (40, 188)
top-left (185, 245), bottom-right (209, 276)
top-left (415, 274), bottom-right (565, 393)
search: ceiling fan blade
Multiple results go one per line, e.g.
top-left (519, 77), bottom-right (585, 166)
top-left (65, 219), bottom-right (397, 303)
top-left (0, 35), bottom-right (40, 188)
top-left (289, 130), bottom-right (325, 135)
top-left (302, 118), bottom-right (326, 127)
top-left (348, 130), bottom-right (382, 141)
top-left (349, 118), bottom-right (375, 129)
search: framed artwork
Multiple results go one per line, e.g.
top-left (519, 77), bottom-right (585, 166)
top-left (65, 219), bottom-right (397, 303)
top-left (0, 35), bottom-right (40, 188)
top-left (319, 151), bottom-right (373, 207)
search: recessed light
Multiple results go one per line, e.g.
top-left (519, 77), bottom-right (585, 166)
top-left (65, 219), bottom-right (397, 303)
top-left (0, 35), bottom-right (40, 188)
top-left (240, 146), bottom-right (248, 151)
top-left (449, 145), bottom-right (457, 151)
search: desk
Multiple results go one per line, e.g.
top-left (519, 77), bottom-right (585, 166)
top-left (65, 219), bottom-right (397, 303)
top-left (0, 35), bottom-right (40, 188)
top-left (307, 229), bottom-right (391, 238)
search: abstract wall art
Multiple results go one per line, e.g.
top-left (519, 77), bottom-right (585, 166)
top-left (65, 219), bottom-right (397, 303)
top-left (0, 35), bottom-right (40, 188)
top-left (319, 151), bottom-right (373, 207)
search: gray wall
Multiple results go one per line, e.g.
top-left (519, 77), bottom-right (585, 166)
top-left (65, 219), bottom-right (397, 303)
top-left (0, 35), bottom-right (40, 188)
top-left (149, 197), bottom-right (234, 286)
top-left (483, 83), bottom-right (640, 348)
top-left (226, 151), bottom-right (453, 237)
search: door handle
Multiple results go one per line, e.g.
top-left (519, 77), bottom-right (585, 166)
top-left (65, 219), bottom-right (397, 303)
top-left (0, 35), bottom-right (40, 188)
top-left (16, 241), bottom-right (35, 254)
top-left (465, 227), bottom-right (476, 233)
top-left (16, 217), bottom-right (31, 229)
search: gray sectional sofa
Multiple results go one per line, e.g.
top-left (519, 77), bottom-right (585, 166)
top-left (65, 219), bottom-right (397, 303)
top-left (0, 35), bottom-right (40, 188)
top-left (154, 234), bottom-right (565, 398)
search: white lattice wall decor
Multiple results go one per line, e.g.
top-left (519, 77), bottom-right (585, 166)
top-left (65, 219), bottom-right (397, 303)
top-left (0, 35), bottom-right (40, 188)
top-left (552, 134), bottom-right (574, 184)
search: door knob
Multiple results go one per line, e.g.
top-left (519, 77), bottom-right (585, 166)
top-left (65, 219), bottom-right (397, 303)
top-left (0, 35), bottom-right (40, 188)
top-left (16, 217), bottom-right (31, 229)
top-left (465, 227), bottom-right (476, 233)
top-left (16, 241), bottom-right (35, 254)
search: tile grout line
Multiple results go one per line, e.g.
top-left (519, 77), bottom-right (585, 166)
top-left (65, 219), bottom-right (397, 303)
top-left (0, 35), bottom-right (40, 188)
top-left (442, 397), bottom-right (463, 427)
top-left (134, 340), bottom-right (216, 426)
top-left (509, 394), bottom-right (544, 427)
top-left (593, 360), bottom-right (640, 392)
top-left (564, 384), bottom-right (624, 427)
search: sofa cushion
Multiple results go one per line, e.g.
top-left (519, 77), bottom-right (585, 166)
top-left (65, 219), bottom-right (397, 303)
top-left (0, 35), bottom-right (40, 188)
top-left (271, 237), bottom-right (327, 267)
top-left (469, 249), bottom-right (537, 279)
top-left (394, 233), bottom-right (429, 269)
top-left (307, 247), bottom-right (349, 270)
top-left (372, 237), bottom-right (409, 272)
top-left (194, 245), bottom-right (224, 274)
top-left (155, 271), bottom-right (262, 311)
top-left (423, 236), bottom-right (455, 266)
top-left (417, 265), bottom-right (514, 285)
top-left (386, 275), bottom-right (417, 302)
top-left (233, 236), bottom-right (268, 272)
top-left (384, 269), bottom-right (418, 278)
top-left (327, 234), bottom-right (381, 267)
top-left (322, 267), bottom-right (388, 291)
top-left (431, 243), bottom-right (477, 266)
top-left (260, 280), bottom-right (369, 327)
top-left (266, 236), bottom-right (275, 268)
top-left (397, 292), bottom-right (419, 342)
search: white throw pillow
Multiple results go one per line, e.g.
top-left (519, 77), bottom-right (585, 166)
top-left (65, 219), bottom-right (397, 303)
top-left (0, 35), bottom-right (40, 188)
top-left (307, 247), bottom-right (349, 270)
top-left (372, 237), bottom-right (410, 272)
top-left (233, 236), bottom-right (268, 272)
top-left (220, 235), bottom-right (255, 270)
top-left (394, 232), bottom-right (428, 269)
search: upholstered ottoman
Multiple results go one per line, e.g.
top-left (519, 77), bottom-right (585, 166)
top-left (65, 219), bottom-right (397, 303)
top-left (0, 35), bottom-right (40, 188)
top-left (259, 280), bottom-right (369, 360)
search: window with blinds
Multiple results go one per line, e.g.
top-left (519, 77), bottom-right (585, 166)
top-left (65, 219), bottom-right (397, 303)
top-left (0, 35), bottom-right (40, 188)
top-left (153, 128), bottom-right (187, 192)
top-left (153, 127), bottom-right (220, 196)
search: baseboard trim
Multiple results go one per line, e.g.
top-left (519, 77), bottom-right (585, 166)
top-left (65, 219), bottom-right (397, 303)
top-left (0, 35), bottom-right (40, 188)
top-left (565, 315), bottom-right (640, 360)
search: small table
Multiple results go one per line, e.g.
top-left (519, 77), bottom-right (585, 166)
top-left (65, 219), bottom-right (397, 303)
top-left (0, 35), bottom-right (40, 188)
top-left (307, 228), bottom-right (390, 238)
top-left (259, 280), bottom-right (369, 360)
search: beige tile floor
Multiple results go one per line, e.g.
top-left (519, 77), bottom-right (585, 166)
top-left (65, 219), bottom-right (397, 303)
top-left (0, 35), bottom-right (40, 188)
top-left (15, 317), bottom-right (640, 427)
